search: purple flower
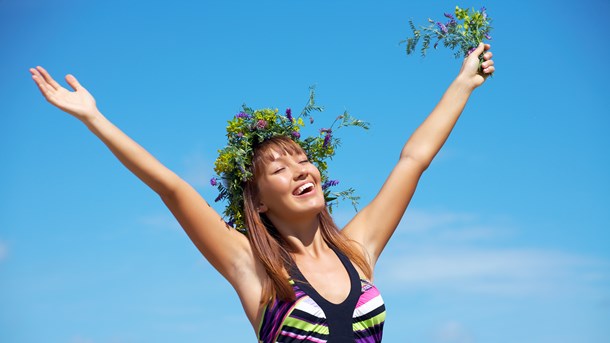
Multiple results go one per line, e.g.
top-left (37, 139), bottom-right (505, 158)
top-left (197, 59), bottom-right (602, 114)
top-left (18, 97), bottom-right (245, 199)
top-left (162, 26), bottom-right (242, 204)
top-left (444, 12), bottom-right (455, 20)
top-left (256, 119), bottom-right (267, 130)
top-left (322, 179), bottom-right (340, 190)
top-left (237, 132), bottom-right (244, 138)
top-left (226, 220), bottom-right (235, 227)
top-left (434, 41), bottom-right (439, 49)
top-left (292, 131), bottom-right (301, 139)
top-left (319, 128), bottom-right (332, 134)
top-left (485, 33), bottom-right (492, 40)
top-left (235, 111), bottom-right (250, 119)
top-left (323, 132), bottom-right (332, 148)
top-left (286, 108), bottom-right (293, 122)
top-left (436, 22), bottom-right (448, 34)
top-left (446, 19), bottom-right (457, 27)
top-left (467, 46), bottom-right (477, 56)
top-left (210, 177), bottom-right (218, 186)
top-left (481, 6), bottom-right (487, 19)
top-left (309, 116), bottom-right (314, 124)
top-left (214, 193), bottom-right (223, 202)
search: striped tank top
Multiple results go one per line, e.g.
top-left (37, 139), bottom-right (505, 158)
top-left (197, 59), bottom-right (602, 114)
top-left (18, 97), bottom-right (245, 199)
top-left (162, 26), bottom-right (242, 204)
top-left (257, 246), bottom-right (386, 342)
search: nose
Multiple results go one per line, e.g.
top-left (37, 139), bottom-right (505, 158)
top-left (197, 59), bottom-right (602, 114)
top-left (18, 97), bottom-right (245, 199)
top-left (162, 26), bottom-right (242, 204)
top-left (293, 164), bottom-right (308, 181)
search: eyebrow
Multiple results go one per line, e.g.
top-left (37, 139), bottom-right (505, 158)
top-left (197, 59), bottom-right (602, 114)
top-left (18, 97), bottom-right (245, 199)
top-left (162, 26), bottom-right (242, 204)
top-left (273, 152), bottom-right (305, 160)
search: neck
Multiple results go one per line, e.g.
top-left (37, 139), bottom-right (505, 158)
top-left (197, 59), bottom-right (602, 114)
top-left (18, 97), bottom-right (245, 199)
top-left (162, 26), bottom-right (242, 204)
top-left (267, 213), bottom-right (329, 258)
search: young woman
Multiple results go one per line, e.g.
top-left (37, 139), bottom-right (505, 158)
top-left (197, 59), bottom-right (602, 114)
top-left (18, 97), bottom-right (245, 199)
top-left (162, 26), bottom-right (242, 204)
top-left (30, 43), bottom-right (495, 342)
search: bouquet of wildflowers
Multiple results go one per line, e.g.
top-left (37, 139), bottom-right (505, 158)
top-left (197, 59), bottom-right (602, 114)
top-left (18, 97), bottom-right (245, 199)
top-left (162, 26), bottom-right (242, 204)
top-left (401, 6), bottom-right (492, 63)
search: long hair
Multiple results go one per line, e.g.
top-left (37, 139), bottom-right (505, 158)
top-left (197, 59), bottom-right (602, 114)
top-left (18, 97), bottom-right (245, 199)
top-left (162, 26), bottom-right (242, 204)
top-left (243, 136), bottom-right (373, 303)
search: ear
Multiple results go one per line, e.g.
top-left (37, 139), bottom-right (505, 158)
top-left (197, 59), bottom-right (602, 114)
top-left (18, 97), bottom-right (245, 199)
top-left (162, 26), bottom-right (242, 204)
top-left (257, 203), bottom-right (268, 213)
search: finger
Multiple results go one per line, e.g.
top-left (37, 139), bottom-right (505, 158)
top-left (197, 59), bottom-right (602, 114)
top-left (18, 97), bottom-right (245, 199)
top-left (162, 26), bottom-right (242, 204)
top-left (481, 60), bottom-right (494, 69)
top-left (30, 68), bottom-right (56, 96)
top-left (32, 75), bottom-right (58, 103)
top-left (484, 51), bottom-right (493, 60)
top-left (65, 74), bottom-right (82, 91)
top-left (483, 66), bottom-right (495, 74)
top-left (470, 42), bottom-right (485, 57)
top-left (36, 66), bottom-right (61, 90)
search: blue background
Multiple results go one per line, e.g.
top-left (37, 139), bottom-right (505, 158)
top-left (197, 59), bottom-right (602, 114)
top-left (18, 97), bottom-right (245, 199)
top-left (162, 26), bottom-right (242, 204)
top-left (1, 0), bottom-right (609, 342)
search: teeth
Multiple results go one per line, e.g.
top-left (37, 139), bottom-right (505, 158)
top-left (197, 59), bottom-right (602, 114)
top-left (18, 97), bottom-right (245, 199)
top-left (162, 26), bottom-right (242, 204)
top-left (295, 182), bottom-right (314, 195)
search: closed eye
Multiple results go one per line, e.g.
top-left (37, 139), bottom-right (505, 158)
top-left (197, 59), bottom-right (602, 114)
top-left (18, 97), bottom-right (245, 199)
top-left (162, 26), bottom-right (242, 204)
top-left (272, 167), bottom-right (285, 174)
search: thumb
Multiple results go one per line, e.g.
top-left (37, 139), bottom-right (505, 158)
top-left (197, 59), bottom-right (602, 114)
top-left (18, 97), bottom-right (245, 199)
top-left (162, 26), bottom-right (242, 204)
top-left (468, 42), bottom-right (485, 59)
top-left (65, 74), bottom-right (83, 91)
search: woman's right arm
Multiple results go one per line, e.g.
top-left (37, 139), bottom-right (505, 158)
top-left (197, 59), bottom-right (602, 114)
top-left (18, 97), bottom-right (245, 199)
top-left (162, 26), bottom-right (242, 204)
top-left (29, 66), bottom-right (259, 287)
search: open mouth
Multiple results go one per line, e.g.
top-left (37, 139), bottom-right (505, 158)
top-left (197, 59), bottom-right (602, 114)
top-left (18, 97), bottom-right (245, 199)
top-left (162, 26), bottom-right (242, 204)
top-left (293, 182), bottom-right (315, 196)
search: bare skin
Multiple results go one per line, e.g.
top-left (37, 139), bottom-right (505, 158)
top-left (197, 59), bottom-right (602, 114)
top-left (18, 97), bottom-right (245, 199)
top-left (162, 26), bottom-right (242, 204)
top-left (29, 43), bottom-right (495, 333)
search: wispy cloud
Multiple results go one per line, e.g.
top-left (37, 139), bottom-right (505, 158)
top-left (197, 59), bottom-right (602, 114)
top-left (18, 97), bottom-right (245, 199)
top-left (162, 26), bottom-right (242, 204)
top-left (329, 208), bottom-right (359, 228)
top-left (380, 247), bottom-right (607, 296)
top-left (378, 208), bottom-right (610, 297)
top-left (432, 320), bottom-right (475, 343)
top-left (395, 208), bottom-right (516, 242)
top-left (70, 337), bottom-right (95, 343)
top-left (0, 240), bottom-right (8, 262)
top-left (137, 213), bottom-right (181, 231)
top-left (70, 336), bottom-right (127, 343)
top-left (179, 149), bottom-right (214, 188)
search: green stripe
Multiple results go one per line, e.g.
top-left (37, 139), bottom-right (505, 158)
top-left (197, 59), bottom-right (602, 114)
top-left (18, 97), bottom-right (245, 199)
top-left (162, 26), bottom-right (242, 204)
top-left (282, 316), bottom-right (330, 335)
top-left (353, 311), bottom-right (386, 331)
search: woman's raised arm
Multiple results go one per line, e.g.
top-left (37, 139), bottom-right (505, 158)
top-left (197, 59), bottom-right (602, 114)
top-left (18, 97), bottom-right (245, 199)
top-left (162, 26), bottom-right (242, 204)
top-left (29, 66), bottom-right (259, 289)
top-left (342, 43), bottom-right (495, 268)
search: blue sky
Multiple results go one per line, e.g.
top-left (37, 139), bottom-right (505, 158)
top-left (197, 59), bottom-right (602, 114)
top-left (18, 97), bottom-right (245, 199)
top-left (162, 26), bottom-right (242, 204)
top-left (1, 0), bottom-right (609, 342)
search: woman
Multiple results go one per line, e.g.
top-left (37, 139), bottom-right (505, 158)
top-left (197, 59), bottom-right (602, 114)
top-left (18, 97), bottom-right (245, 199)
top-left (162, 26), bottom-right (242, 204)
top-left (30, 42), bottom-right (495, 342)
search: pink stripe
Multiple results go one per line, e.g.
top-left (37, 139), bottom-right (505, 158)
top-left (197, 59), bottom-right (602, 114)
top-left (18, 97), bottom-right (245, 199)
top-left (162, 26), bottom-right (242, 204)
top-left (280, 330), bottom-right (328, 343)
top-left (355, 286), bottom-right (380, 308)
top-left (272, 301), bottom-right (300, 341)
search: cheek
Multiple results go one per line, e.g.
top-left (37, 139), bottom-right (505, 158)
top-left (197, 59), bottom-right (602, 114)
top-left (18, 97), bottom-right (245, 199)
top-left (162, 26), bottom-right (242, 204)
top-left (258, 176), bottom-right (290, 200)
top-left (310, 166), bottom-right (322, 181)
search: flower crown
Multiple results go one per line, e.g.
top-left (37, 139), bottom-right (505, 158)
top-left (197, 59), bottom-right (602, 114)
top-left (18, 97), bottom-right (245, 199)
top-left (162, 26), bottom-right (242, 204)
top-left (211, 87), bottom-right (370, 234)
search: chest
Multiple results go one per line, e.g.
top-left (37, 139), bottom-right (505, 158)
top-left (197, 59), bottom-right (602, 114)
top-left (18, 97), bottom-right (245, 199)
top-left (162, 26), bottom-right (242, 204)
top-left (258, 278), bottom-right (387, 343)
top-left (293, 253), bottom-right (351, 304)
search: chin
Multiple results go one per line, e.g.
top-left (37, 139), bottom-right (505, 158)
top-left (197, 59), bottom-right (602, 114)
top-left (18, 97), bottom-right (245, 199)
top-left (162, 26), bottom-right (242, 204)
top-left (290, 198), bottom-right (326, 219)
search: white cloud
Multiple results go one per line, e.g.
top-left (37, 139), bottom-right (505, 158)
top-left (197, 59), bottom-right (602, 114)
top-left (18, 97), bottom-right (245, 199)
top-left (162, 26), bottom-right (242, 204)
top-left (137, 213), bottom-right (181, 231)
top-left (377, 208), bottom-right (610, 297)
top-left (70, 336), bottom-right (95, 343)
top-left (180, 149), bottom-right (214, 188)
top-left (331, 208), bottom-right (359, 228)
top-left (379, 247), bottom-right (607, 296)
top-left (70, 336), bottom-right (127, 343)
top-left (395, 208), bottom-right (515, 243)
top-left (0, 240), bottom-right (7, 262)
top-left (399, 209), bottom-right (476, 233)
top-left (432, 321), bottom-right (474, 343)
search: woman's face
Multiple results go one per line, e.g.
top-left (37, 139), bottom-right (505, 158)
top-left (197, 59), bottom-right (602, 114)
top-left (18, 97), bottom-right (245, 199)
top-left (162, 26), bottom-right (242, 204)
top-left (255, 149), bottom-right (325, 221)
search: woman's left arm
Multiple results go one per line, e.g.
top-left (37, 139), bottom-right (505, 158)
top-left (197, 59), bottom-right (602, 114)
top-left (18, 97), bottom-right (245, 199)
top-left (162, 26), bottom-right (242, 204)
top-left (343, 43), bottom-right (495, 267)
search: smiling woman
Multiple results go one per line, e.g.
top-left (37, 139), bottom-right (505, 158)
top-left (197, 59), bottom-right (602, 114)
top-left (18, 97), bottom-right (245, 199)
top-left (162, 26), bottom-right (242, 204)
top-left (29, 40), bottom-right (494, 342)
top-left (241, 136), bottom-right (374, 307)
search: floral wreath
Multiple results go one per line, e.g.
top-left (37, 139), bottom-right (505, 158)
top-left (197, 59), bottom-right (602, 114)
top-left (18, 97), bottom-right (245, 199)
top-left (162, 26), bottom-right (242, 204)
top-left (211, 87), bottom-right (370, 234)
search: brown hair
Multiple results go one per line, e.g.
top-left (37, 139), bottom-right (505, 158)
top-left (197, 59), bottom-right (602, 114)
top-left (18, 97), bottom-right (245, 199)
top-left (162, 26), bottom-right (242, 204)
top-left (243, 136), bottom-right (372, 303)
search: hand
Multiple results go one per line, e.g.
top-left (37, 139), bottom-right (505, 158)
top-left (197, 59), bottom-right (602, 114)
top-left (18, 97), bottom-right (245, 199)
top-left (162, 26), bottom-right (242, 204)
top-left (457, 43), bottom-right (495, 90)
top-left (30, 66), bottom-right (100, 123)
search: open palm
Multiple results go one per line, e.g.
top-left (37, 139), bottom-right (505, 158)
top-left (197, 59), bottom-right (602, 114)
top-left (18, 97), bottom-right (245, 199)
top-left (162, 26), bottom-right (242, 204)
top-left (30, 66), bottom-right (99, 122)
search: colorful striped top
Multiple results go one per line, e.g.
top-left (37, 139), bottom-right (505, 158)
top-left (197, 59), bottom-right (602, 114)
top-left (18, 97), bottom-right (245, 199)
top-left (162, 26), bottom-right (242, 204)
top-left (257, 247), bottom-right (386, 342)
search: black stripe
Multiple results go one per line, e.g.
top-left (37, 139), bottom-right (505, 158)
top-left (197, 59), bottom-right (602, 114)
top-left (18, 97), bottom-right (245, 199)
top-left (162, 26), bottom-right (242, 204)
top-left (289, 308), bottom-right (326, 324)
top-left (352, 304), bottom-right (386, 323)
